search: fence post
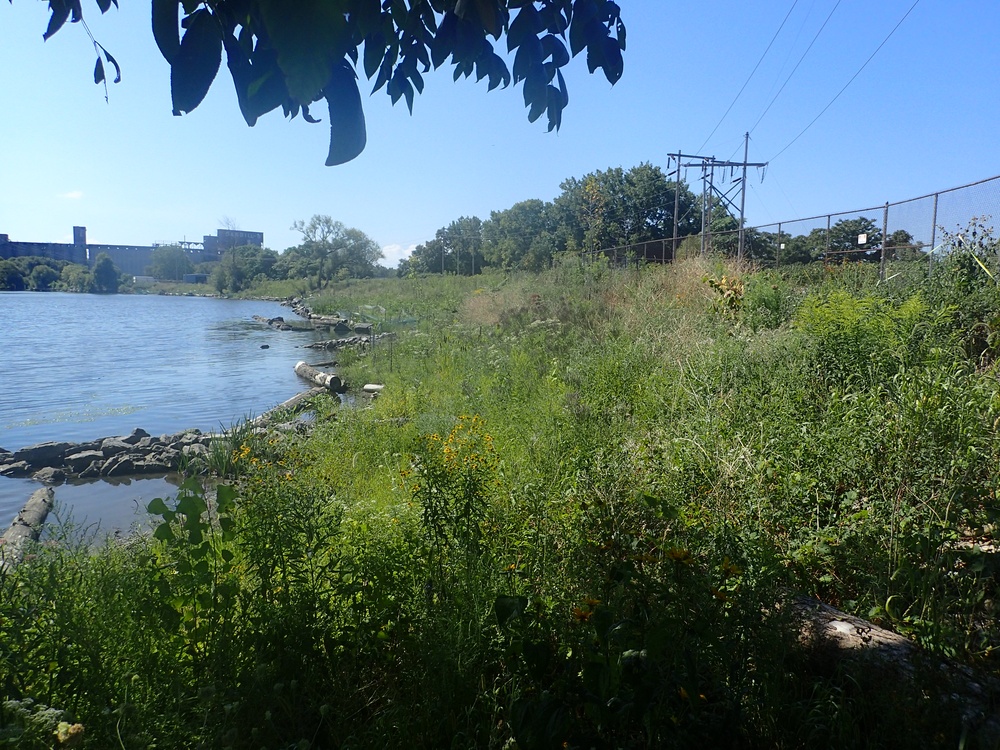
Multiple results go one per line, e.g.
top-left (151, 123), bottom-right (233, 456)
top-left (776, 223), bottom-right (782, 269)
top-left (929, 192), bottom-right (939, 275)
top-left (879, 202), bottom-right (889, 282)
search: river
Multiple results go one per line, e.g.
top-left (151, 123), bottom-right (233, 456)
top-left (0, 292), bottom-right (329, 533)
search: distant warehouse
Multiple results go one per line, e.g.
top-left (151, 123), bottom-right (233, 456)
top-left (0, 226), bottom-right (264, 278)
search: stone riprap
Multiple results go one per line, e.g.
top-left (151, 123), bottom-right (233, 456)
top-left (0, 428), bottom-right (215, 484)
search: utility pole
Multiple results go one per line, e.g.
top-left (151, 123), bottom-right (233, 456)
top-left (738, 132), bottom-right (750, 261)
top-left (669, 143), bottom-right (766, 261)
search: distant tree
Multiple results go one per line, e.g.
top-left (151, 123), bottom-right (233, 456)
top-left (408, 217), bottom-right (483, 275)
top-left (26, 0), bottom-right (626, 166)
top-left (827, 217), bottom-right (883, 262)
top-left (213, 245), bottom-right (279, 293)
top-left (28, 264), bottom-right (60, 291)
top-left (885, 229), bottom-right (919, 260)
top-left (779, 228), bottom-right (827, 265)
top-left (482, 199), bottom-right (558, 271)
top-left (0, 260), bottom-right (26, 291)
top-left (59, 264), bottom-right (94, 293)
top-left (290, 216), bottom-right (383, 286)
top-left (553, 164), bottom-right (700, 257)
top-left (148, 245), bottom-right (195, 280)
top-left (91, 252), bottom-right (121, 293)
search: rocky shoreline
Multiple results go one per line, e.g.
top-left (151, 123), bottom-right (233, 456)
top-left (0, 428), bottom-right (217, 484)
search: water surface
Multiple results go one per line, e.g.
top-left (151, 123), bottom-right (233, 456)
top-left (0, 292), bottom-right (329, 531)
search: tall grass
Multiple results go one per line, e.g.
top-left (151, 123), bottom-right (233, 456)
top-left (2, 255), bottom-right (999, 748)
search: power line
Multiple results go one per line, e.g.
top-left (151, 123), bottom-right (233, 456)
top-left (697, 0), bottom-right (801, 153)
top-left (748, 0), bottom-right (843, 136)
top-left (768, 0), bottom-right (921, 162)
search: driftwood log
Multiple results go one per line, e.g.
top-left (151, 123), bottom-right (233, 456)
top-left (0, 487), bottom-right (54, 572)
top-left (250, 387), bottom-right (327, 426)
top-left (294, 361), bottom-right (344, 393)
top-left (793, 595), bottom-right (1000, 743)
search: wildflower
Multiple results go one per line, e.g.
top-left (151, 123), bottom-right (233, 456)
top-left (55, 722), bottom-right (85, 747)
top-left (571, 607), bottom-right (592, 622)
top-left (666, 547), bottom-right (693, 564)
top-left (721, 557), bottom-right (743, 577)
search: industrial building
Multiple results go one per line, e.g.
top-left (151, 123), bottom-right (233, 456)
top-left (0, 227), bottom-right (264, 277)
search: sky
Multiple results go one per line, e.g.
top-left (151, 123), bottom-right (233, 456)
top-left (2, 1), bottom-right (999, 267)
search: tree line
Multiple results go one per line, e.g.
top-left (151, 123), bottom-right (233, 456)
top-left (399, 162), bottom-right (703, 275)
top-left (0, 253), bottom-right (122, 293)
top-left (398, 162), bottom-right (922, 276)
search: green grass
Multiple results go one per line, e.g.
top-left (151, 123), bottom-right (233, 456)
top-left (3, 254), bottom-right (1000, 748)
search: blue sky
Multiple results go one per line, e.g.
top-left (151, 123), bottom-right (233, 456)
top-left (2, 1), bottom-right (998, 267)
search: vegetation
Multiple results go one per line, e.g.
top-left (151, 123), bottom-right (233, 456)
top-left (3, 222), bottom-right (1000, 746)
top-left (0, 255), bottom-right (125, 294)
top-left (26, 0), bottom-right (626, 165)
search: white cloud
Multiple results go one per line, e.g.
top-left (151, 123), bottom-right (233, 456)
top-left (380, 242), bottom-right (418, 269)
top-left (60, 190), bottom-right (84, 200)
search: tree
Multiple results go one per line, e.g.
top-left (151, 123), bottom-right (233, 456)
top-left (827, 217), bottom-right (883, 263)
top-left (91, 252), bottom-right (121, 293)
top-left (290, 216), bottom-right (383, 285)
top-left (408, 216), bottom-right (483, 275)
top-left (0, 260), bottom-right (26, 291)
top-left (482, 199), bottom-right (558, 271)
top-left (28, 264), bottom-right (60, 291)
top-left (148, 245), bottom-right (195, 281)
top-left (885, 229), bottom-right (919, 261)
top-left (553, 163), bottom-right (700, 258)
top-left (59, 264), bottom-right (94, 293)
top-left (30, 0), bottom-right (626, 166)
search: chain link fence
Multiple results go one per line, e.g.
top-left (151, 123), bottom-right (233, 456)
top-left (585, 174), bottom-right (1000, 272)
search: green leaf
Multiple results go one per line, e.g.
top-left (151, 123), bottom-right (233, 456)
top-left (494, 595), bottom-right (528, 627)
top-left (258, 0), bottom-right (349, 103)
top-left (153, 523), bottom-right (175, 542)
top-left (323, 62), bottom-right (367, 166)
top-left (147, 497), bottom-right (171, 515)
top-left (43, 1), bottom-right (71, 41)
top-left (171, 8), bottom-right (222, 115)
top-left (100, 45), bottom-right (121, 83)
top-left (152, 0), bottom-right (180, 63)
top-left (363, 32), bottom-right (386, 80)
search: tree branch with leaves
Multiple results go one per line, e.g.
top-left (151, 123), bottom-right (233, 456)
top-left (28, 0), bottom-right (626, 165)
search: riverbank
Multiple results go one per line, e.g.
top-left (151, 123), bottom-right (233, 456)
top-left (3, 259), bottom-right (1000, 747)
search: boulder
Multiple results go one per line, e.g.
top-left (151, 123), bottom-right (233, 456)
top-left (0, 461), bottom-right (31, 478)
top-left (13, 441), bottom-right (74, 468)
top-left (100, 438), bottom-right (133, 457)
top-left (65, 450), bottom-right (105, 472)
top-left (32, 467), bottom-right (66, 485)
top-left (121, 428), bottom-right (151, 446)
top-left (101, 454), bottom-right (136, 477)
top-left (181, 443), bottom-right (209, 458)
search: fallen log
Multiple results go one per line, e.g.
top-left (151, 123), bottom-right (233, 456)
top-left (294, 361), bottom-right (345, 393)
top-left (1, 487), bottom-right (55, 572)
top-left (793, 595), bottom-right (1000, 743)
top-left (250, 387), bottom-right (327, 426)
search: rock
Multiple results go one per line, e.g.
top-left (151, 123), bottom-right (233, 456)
top-left (121, 428), bottom-right (151, 446)
top-left (13, 441), bottom-right (74, 468)
top-left (133, 458), bottom-right (172, 474)
top-left (1, 461), bottom-right (32, 478)
top-left (261, 344), bottom-right (270, 349)
top-left (101, 437), bottom-right (133, 457)
top-left (32, 467), bottom-right (66, 485)
top-left (78, 462), bottom-right (102, 479)
top-left (181, 443), bottom-right (209, 458)
top-left (65, 450), bottom-right (106, 472)
top-left (101, 454), bottom-right (136, 477)
top-left (135, 436), bottom-right (164, 451)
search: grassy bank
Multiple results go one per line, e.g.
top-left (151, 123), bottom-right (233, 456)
top-left (3, 252), bottom-right (1000, 748)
